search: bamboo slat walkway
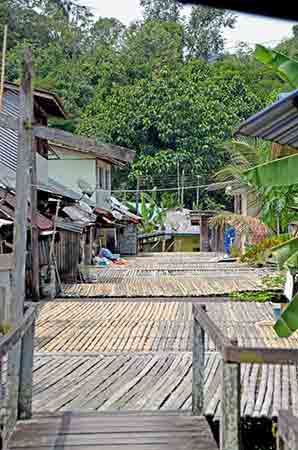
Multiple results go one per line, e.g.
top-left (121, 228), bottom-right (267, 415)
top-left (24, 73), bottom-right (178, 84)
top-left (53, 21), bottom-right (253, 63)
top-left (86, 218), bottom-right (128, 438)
top-left (64, 276), bottom-right (267, 298)
top-left (71, 253), bottom-right (275, 298)
top-left (8, 413), bottom-right (217, 450)
top-left (35, 300), bottom-right (287, 353)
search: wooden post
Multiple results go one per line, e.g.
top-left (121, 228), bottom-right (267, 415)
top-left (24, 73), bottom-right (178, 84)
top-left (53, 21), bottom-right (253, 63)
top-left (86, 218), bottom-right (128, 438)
top-left (192, 304), bottom-right (205, 415)
top-left (220, 339), bottom-right (241, 450)
top-left (6, 48), bottom-right (34, 436)
top-left (31, 138), bottom-right (40, 301)
top-left (12, 47), bottom-right (33, 320)
top-left (18, 315), bottom-right (35, 419)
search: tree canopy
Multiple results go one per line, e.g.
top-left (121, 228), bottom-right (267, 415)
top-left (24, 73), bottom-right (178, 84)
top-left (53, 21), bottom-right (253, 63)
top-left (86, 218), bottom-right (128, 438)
top-left (1, 0), bottom-right (293, 208)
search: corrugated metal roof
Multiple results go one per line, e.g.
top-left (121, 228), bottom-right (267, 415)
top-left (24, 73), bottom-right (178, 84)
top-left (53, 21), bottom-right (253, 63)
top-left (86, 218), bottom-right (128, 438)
top-left (0, 191), bottom-right (53, 231)
top-left (0, 91), bottom-right (19, 172)
top-left (236, 89), bottom-right (298, 148)
top-left (56, 219), bottom-right (83, 233)
top-left (63, 205), bottom-right (96, 225)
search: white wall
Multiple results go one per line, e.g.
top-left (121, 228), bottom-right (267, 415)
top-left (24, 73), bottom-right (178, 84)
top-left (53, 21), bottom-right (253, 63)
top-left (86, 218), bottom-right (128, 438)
top-left (37, 154), bottom-right (48, 183)
top-left (48, 159), bottom-right (96, 200)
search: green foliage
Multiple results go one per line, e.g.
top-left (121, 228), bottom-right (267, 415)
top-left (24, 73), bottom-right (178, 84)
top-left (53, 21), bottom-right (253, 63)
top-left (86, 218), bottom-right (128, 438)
top-left (259, 185), bottom-right (298, 233)
top-left (240, 234), bottom-right (291, 266)
top-left (255, 44), bottom-right (298, 88)
top-left (140, 0), bottom-right (182, 22)
top-left (186, 6), bottom-right (236, 60)
top-left (138, 191), bottom-right (166, 233)
top-left (230, 244), bottom-right (241, 257)
top-left (0, 321), bottom-right (12, 335)
top-left (262, 274), bottom-right (286, 290)
top-left (215, 138), bottom-right (271, 183)
top-left (229, 290), bottom-right (281, 303)
top-left (79, 59), bottom-right (268, 202)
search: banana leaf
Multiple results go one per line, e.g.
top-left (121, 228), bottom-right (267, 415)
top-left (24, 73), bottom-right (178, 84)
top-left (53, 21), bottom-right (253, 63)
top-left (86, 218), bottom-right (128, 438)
top-left (255, 45), bottom-right (298, 88)
top-left (245, 153), bottom-right (298, 188)
top-left (285, 250), bottom-right (298, 274)
top-left (267, 237), bottom-right (298, 269)
top-left (274, 292), bottom-right (298, 337)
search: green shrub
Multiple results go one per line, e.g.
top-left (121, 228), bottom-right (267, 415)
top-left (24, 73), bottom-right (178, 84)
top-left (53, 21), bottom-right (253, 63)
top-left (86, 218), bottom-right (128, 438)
top-left (241, 234), bottom-right (290, 266)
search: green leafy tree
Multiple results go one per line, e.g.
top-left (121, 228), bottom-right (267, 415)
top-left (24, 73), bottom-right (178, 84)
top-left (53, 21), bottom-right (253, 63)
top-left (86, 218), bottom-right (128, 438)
top-left (186, 6), bottom-right (236, 60)
top-left (140, 0), bottom-right (182, 22)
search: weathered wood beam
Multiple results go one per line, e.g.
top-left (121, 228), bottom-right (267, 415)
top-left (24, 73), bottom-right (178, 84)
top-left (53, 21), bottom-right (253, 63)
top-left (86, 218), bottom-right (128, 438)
top-left (6, 48), bottom-right (34, 445)
top-left (193, 304), bottom-right (230, 353)
top-left (224, 346), bottom-right (298, 365)
top-left (18, 313), bottom-right (35, 419)
top-left (220, 357), bottom-right (241, 450)
top-left (0, 113), bottom-right (18, 131)
top-left (33, 125), bottom-right (135, 163)
top-left (0, 305), bottom-right (36, 357)
top-left (192, 304), bottom-right (205, 415)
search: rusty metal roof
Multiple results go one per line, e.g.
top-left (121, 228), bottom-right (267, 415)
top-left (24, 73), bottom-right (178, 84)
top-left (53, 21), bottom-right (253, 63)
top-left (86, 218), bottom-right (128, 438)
top-left (0, 191), bottom-right (53, 231)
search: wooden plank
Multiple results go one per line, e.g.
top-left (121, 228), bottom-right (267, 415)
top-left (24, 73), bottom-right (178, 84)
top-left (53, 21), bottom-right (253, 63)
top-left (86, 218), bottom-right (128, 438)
top-left (33, 125), bottom-right (135, 163)
top-left (8, 414), bottom-right (217, 450)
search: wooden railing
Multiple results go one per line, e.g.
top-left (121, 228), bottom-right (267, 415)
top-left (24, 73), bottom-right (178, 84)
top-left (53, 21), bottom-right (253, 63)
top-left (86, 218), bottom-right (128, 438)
top-left (192, 304), bottom-right (298, 450)
top-left (0, 304), bottom-right (36, 448)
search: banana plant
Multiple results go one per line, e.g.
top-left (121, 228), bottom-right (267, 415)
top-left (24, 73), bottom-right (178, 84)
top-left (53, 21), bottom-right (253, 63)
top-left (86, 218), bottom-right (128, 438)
top-left (138, 191), bottom-right (166, 234)
top-left (255, 44), bottom-right (298, 88)
top-left (244, 46), bottom-right (298, 337)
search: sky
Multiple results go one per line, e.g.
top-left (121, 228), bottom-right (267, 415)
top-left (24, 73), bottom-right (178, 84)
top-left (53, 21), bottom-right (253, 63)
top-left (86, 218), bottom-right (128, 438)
top-left (79, 0), bottom-right (297, 51)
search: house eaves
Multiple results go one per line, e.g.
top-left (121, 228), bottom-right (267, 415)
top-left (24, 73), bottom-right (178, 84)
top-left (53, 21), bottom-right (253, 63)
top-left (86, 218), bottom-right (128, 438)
top-left (4, 81), bottom-right (66, 119)
top-left (235, 89), bottom-right (298, 148)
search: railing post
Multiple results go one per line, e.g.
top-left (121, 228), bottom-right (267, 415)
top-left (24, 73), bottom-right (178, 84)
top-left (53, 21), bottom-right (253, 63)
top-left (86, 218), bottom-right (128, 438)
top-left (192, 304), bottom-right (205, 416)
top-left (18, 315), bottom-right (35, 419)
top-left (220, 338), bottom-right (241, 450)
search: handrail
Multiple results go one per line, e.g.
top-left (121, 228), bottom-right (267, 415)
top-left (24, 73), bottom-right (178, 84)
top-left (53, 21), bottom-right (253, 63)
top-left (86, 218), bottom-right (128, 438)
top-left (0, 305), bottom-right (36, 357)
top-left (193, 304), bottom-right (231, 353)
top-left (192, 304), bottom-right (298, 364)
top-left (192, 303), bottom-right (298, 450)
top-left (0, 303), bottom-right (37, 448)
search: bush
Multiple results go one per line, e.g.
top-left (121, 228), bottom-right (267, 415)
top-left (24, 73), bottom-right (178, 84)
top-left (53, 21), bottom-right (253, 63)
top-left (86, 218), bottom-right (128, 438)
top-left (241, 234), bottom-right (290, 266)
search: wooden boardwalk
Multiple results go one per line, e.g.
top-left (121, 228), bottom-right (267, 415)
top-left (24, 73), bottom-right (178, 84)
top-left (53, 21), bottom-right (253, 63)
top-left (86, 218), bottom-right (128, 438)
top-left (68, 253), bottom-right (275, 298)
top-left (31, 300), bottom-right (298, 418)
top-left (25, 351), bottom-right (298, 418)
top-left (35, 300), bottom-right (287, 353)
top-left (64, 274), bottom-right (268, 298)
top-left (8, 413), bottom-right (217, 450)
